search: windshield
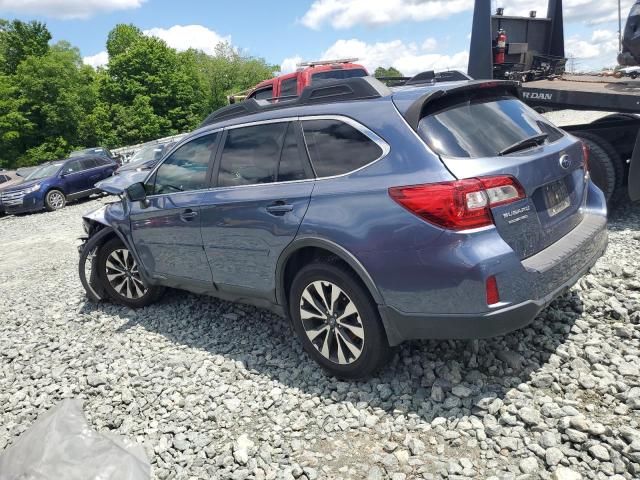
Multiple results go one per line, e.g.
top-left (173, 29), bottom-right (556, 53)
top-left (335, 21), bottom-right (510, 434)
top-left (128, 145), bottom-right (165, 165)
top-left (25, 163), bottom-right (63, 181)
top-left (417, 94), bottom-right (563, 158)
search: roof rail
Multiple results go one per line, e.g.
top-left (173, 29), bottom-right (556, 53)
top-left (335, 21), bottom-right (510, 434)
top-left (297, 58), bottom-right (359, 67)
top-left (200, 76), bottom-right (390, 127)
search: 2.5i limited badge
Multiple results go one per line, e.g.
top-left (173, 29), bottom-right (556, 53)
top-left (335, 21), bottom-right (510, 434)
top-left (502, 205), bottom-right (531, 224)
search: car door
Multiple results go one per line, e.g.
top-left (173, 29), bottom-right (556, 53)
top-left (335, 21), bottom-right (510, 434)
top-left (60, 159), bottom-right (89, 194)
top-left (199, 120), bottom-right (315, 300)
top-left (129, 131), bottom-right (220, 285)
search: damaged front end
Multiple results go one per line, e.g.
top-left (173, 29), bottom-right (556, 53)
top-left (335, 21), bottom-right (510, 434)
top-left (78, 171), bottom-right (146, 301)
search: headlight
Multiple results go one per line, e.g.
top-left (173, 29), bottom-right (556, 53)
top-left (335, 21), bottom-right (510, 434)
top-left (23, 183), bottom-right (41, 193)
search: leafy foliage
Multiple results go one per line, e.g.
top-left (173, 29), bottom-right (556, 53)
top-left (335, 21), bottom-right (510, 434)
top-left (374, 66), bottom-right (404, 79)
top-left (0, 20), bottom-right (277, 169)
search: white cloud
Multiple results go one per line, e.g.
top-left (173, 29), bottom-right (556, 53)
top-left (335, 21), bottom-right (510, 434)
top-left (143, 25), bottom-right (231, 56)
top-left (300, 0), bottom-right (635, 29)
top-left (565, 29), bottom-right (619, 70)
top-left (301, 0), bottom-right (472, 29)
top-left (281, 38), bottom-right (468, 77)
top-left (0, 0), bottom-right (145, 19)
top-left (422, 38), bottom-right (438, 52)
top-left (280, 56), bottom-right (304, 74)
top-left (83, 51), bottom-right (108, 68)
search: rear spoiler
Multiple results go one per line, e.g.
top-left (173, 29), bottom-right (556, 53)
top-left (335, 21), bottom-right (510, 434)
top-left (402, 80), bottom-right (521, 131)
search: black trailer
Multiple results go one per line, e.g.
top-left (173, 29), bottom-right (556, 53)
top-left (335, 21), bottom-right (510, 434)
top-left (468, 0), bottom-right (640, 204)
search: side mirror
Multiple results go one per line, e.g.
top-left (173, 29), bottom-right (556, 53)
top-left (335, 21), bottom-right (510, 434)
top-left (125, 182), bottom-right (147, 202)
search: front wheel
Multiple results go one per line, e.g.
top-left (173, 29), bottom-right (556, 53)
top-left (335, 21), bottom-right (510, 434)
top-left (97, 237), bottom-right (163, 308)
top-left (289, 261), bottom-right (392, 379)
top-left (45, 189), bottom-right (66, 211)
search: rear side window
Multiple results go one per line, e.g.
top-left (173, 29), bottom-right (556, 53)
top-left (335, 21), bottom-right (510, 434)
top-left (280, 78), bottom-right (298, 98)
top-left (95, 157), bottom-right (112, 166)
top-left (418, 94), bottom-right (563, 158)
top-left (278, 123), bottom-right (307, 182)
top-left (81, 158), bottom-right (99, 169)
top-left (302, 119), bottom-right (383, 177)
top-left (150, 133), bottom-right (218, 195)
top-left (250, 86), bottom-right (273, 101)
top-left (311, 68), bottom-right (367, 84)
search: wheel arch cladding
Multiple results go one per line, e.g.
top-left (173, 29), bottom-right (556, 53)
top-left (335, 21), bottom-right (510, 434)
top-left (276, 238), bottom-right (385, 311)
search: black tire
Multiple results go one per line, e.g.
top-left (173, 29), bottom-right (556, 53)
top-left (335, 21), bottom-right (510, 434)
top-left (289, 261), bottom-right (392, 379)
top-left (96, 237), bottom-right (164, 308)
top-left (44, 189), bottom-right (66, 211)
top-left (631, 72), bottom-right (638, 80)
top-left (573, 133), bottom-right (617, 202)
top-left (575, 131), bottom-right (625, 191)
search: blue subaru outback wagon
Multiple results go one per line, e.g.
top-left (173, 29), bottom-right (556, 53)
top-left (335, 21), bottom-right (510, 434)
top-left (79, 76), bottom-right (607, 378)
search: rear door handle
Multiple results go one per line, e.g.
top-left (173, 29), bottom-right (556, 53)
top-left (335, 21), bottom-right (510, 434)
top-left (180, 209), bottom-right (198, 221)
top-left (266, 202), bottom-right (294, 216)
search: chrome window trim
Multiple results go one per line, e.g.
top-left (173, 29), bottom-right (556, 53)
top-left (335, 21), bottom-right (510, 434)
top-left (143, 115), bottom-right (390, 198)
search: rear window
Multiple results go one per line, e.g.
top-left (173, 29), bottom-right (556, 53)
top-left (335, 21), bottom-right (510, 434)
top-left (417, 94), bottom-right (563, 158)
top-left (311, 68), bottom-right (367, 84)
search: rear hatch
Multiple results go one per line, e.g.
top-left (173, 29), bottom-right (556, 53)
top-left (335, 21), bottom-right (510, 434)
top-left (410, 86), bottom-right (587, 259)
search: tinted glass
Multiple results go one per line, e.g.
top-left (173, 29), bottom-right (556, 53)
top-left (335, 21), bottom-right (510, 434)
top-left (311, 68), bottom-right (367, 83)
top-left (302, 119), bottom-right (383, 177)
top-left (26, 163), bottom-right (63, 181)
top-left (280, 78), bottom-right (298, 98)
top-left (95, 157), bottom-right (111, 166)
top-left (417, 95), bottom-right (564, 158)
top-left (81, 158), bottom-right (99, 169)
top-left (252, 87), bottom-right (273, 101)
top-left (151, 133), bottom-right (217, 195)
top-left (218, 123), bottom-right (287, 187)
top-left (278, 123), bottom-right (308, 182)
top-left (64, 159), bottom-right (84, 173)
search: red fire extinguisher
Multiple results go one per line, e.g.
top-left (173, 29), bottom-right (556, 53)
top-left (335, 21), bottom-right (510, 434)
top-left (495, 29), bottom-right (507, 65)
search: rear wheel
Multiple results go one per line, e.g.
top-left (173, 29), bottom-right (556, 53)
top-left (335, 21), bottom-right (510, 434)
top-left (289, 261), bottom-right (392, 379)
top-left (97, 237), bottom-right (163, 308)
top-left (574, 133), bottom-right (617, 202)
top-left (45, 189), bottom-right (66, 211)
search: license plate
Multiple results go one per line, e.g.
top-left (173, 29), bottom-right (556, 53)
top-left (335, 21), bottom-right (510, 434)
top-left (543, 180), bottom-right (570, 217)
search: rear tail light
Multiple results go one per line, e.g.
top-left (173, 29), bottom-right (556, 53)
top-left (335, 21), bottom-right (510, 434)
top-left (486, 276), bottom-right (500, 305)
top-left (389, 175), bottom-right (525, 231)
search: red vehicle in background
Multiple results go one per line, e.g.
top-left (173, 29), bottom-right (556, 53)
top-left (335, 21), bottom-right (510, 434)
top-left (229, 58), bottom-right (369, 103)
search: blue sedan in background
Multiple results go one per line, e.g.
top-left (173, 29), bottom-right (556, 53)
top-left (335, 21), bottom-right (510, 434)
top-left (0, 155), bottom-right (117, 214)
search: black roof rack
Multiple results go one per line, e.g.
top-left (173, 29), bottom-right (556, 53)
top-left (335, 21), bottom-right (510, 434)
top-left (200, 76), bottom-right (391, 127)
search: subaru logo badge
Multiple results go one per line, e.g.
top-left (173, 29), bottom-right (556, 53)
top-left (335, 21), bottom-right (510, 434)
top-left (559, 154), bottom-right (571, 170)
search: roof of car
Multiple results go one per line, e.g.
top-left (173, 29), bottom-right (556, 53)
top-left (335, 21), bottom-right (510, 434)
top-left (194, 77), bottom-right (520, 135)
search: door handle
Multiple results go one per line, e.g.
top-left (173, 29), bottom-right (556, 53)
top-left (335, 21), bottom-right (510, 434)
top-left (266, 202), bottom-right (293, 216)
top-left (180, 209), bottom-right (198, 221)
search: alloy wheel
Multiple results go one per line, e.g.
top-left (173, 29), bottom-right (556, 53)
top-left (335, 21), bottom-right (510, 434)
top-left (299, 281), bottom-right (365, 365)
top-left (105, 248), bottom-right (147, 299)
top-left (48, 191), bottom-right (65, 209)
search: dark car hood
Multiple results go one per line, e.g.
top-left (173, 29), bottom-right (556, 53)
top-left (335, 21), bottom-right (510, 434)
top-left (1, 178), bottom-right (42, 193)
top-left (0, 178), bottom-right (25, 191)
top-left (96, 170), bottom-right (147, 194)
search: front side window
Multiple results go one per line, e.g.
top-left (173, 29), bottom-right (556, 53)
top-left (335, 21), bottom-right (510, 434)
top-left (302, 119), bottom-right (383, 177)
top-left (250, 86), bottom-right (273, 101)
top-left (64, 159), bottom-right (85, 174)
top-left (149, 133), bottom-right (218, 195)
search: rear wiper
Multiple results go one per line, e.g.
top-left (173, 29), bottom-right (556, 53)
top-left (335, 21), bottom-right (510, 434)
top-left (498, 133), bottom-right (548, 156)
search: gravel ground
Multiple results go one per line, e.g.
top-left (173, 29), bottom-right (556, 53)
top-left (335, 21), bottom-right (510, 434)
top-left (1, 193), bottom-right (640, 480)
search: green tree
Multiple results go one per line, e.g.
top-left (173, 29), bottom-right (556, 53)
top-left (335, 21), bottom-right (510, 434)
top-left (374, 66), bottom-right (404, 79)
top-left (0, 19), bottom-right (51, 75)
top-left (106, 24), bottom-right (142, 58)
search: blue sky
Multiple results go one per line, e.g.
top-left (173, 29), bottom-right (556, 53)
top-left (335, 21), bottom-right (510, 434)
top-left (0, 0), bottom-right (633, 73)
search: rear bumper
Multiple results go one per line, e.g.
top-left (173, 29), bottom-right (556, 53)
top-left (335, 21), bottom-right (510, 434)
top-left (379, 210), bottom-right (608, 345)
